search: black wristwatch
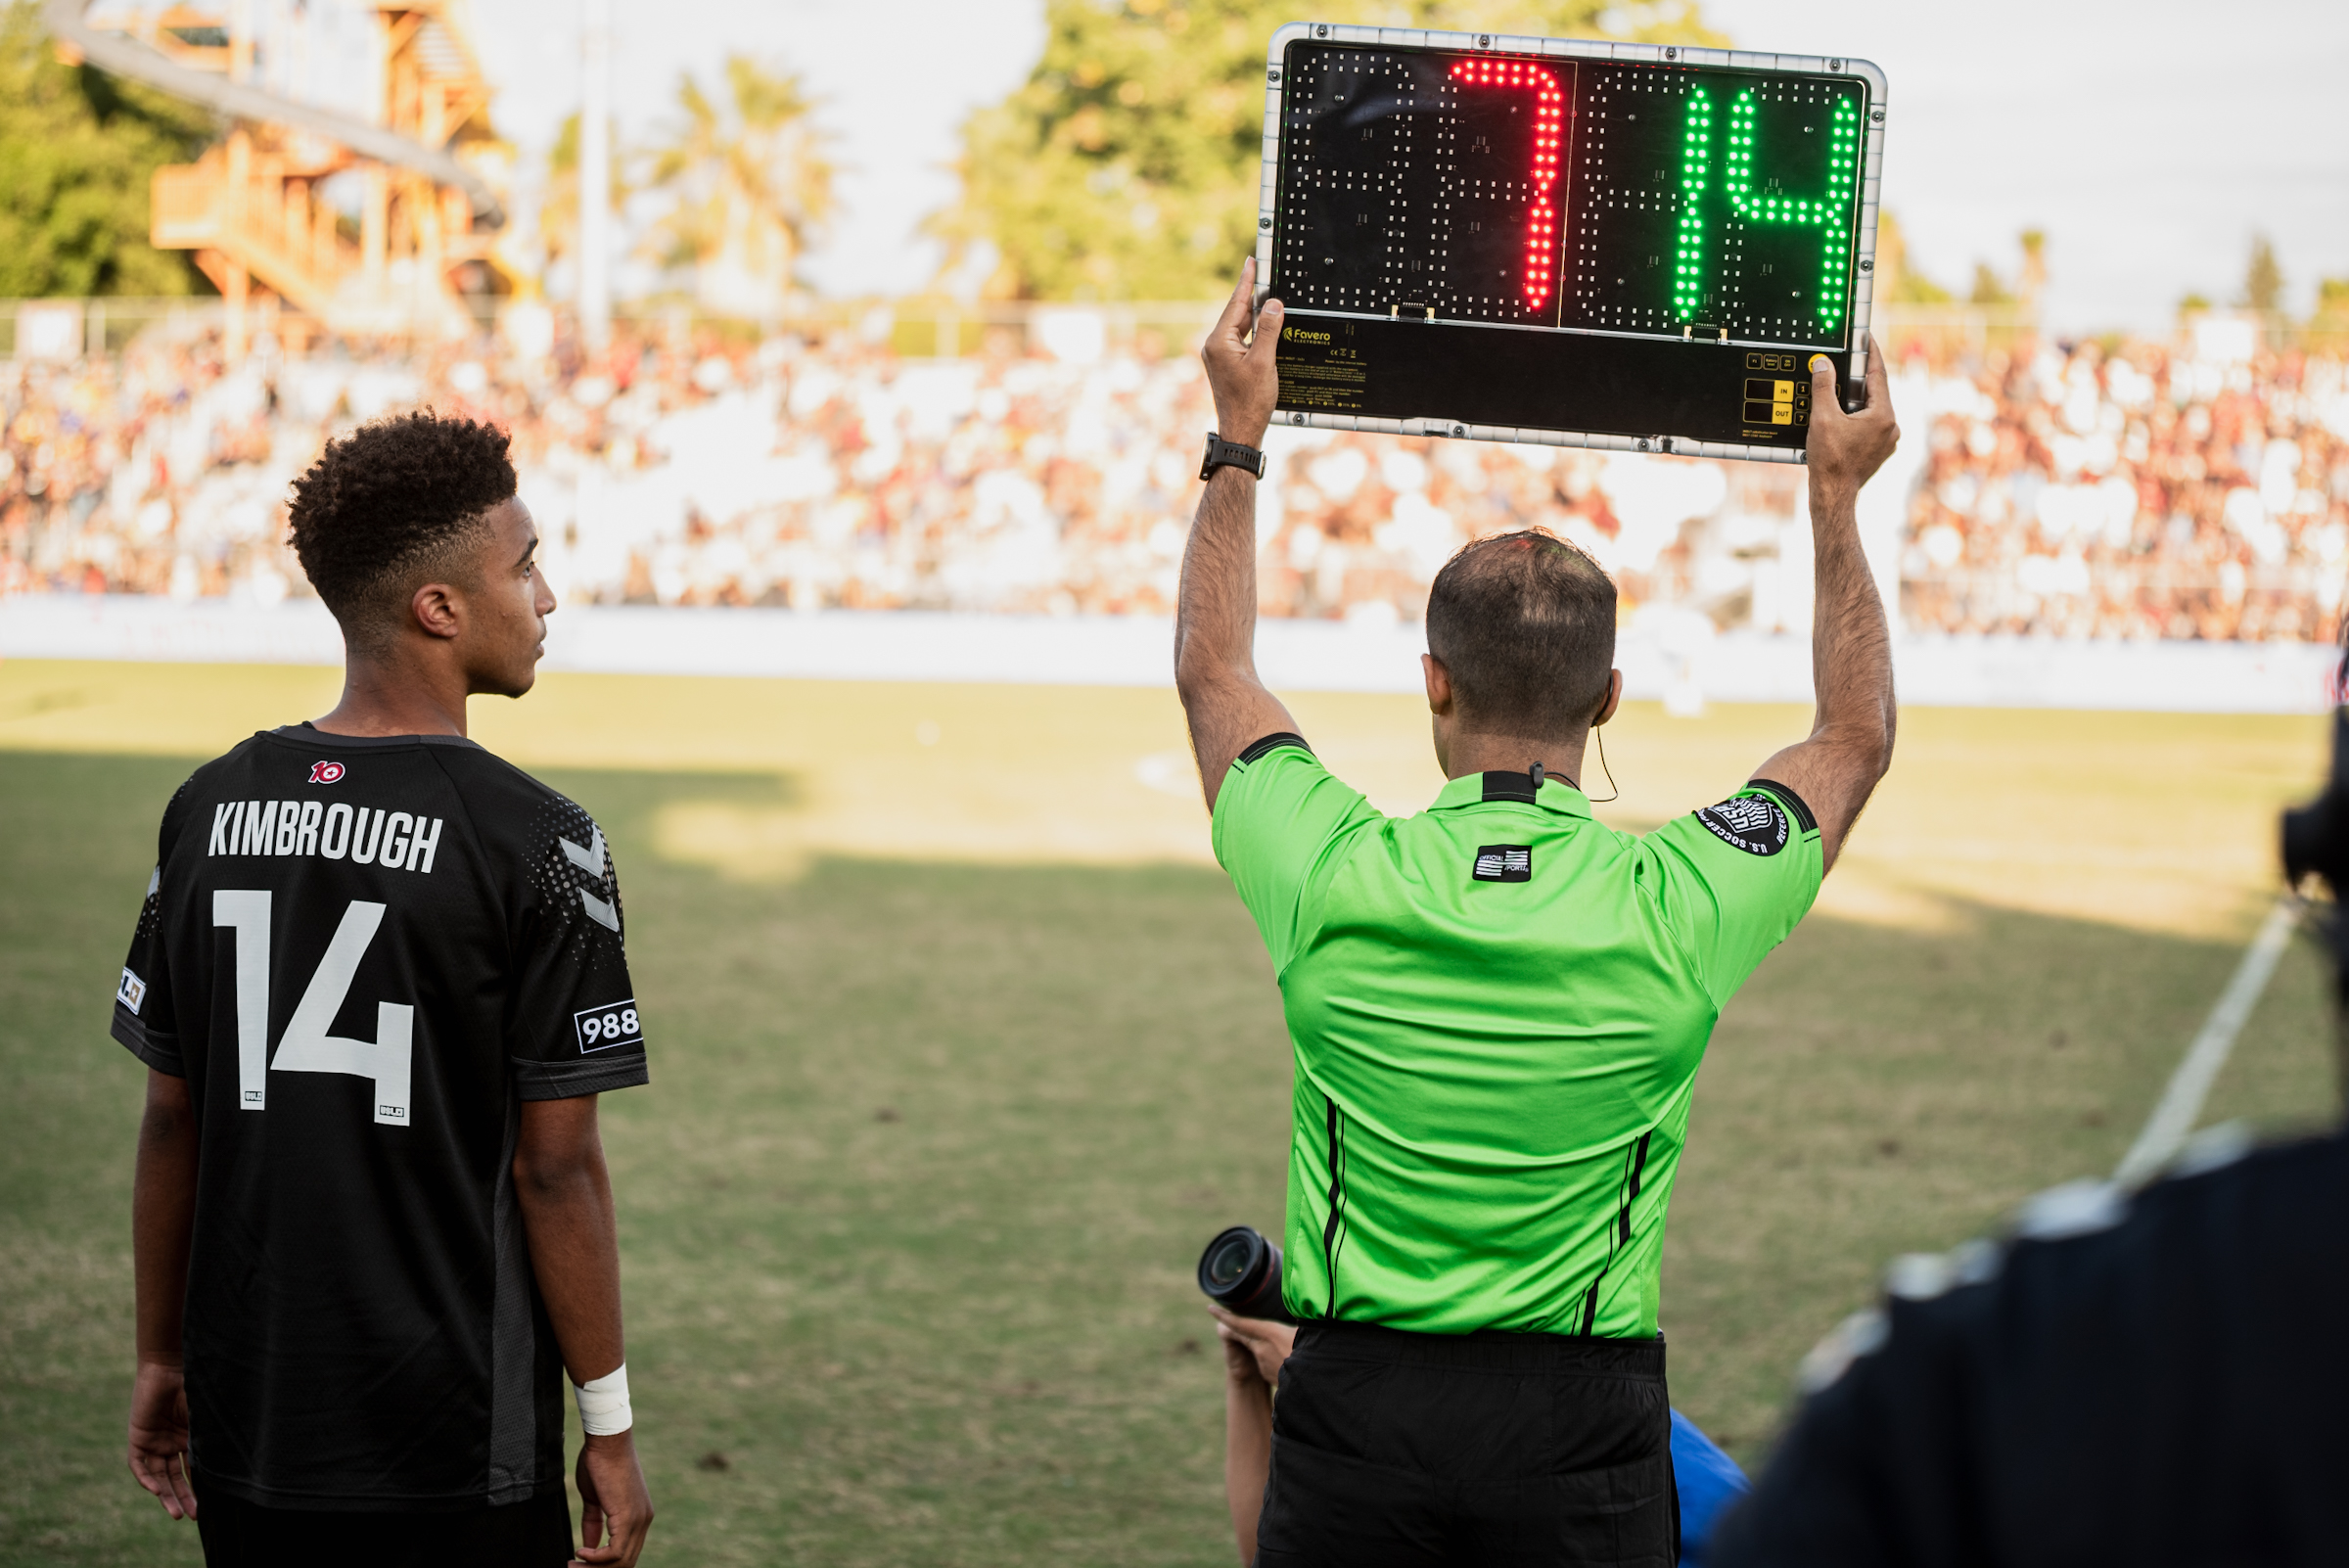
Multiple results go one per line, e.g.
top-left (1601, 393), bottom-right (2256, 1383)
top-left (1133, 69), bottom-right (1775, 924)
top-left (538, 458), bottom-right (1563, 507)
top-left (1200, 432), bottom-right (1267, 482)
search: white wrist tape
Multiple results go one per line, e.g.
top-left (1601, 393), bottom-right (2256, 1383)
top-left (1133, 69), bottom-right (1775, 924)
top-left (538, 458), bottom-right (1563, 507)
top-left (573, 1363), bottom-right (632, 1436)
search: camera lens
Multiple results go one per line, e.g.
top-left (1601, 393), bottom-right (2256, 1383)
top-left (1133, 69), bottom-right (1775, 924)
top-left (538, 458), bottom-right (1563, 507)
top-left (1196, 1224), bottom-right (1297, 1323)
top-left (1205, 1233), bottom-right (1255, 1290)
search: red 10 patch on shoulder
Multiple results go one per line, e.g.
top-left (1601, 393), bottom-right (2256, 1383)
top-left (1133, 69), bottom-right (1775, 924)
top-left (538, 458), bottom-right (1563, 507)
top-left (308, 761), bottom-right (346, 784)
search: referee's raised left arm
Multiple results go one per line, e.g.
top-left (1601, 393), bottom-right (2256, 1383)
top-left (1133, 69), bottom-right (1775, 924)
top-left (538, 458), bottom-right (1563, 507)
top-left (1177, 257), bottom-right (1301, 811)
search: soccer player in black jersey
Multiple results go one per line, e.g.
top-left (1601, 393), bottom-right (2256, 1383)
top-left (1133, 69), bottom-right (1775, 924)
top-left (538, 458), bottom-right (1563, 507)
top-left (113, 413), bottom-right (655, 1567)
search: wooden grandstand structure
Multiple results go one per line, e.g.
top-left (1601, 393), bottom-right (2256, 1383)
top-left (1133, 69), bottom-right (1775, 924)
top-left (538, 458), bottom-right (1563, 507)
top-left (55, 0), bottom-right (515, 355)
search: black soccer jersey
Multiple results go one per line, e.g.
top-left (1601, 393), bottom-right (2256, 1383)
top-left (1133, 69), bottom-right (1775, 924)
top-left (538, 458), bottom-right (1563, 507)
top-left (111, 724), bottom-right (651, 1511)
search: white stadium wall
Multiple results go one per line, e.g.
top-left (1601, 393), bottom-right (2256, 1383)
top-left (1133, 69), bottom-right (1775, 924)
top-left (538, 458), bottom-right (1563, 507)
top-left (0, 594), bottom-right (2336, 715)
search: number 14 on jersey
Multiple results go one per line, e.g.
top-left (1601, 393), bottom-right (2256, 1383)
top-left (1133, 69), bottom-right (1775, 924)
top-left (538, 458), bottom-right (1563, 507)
top-left (214, 890), bottom-right (414, 1127)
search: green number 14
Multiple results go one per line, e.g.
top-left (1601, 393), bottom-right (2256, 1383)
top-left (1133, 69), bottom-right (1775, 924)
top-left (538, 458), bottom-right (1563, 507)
top-left (1674, 87), bottom-right (1861, 332)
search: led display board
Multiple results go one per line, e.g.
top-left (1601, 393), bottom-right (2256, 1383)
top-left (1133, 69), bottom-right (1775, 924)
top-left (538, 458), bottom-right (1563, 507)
top-left (1254, 23), bottom-right (1887, 461)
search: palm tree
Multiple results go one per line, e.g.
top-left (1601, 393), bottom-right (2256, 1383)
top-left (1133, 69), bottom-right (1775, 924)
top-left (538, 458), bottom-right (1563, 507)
top-left (647, 56), bottom-right (834, 317)
top-left (541, 112), bottom-right (630, 272)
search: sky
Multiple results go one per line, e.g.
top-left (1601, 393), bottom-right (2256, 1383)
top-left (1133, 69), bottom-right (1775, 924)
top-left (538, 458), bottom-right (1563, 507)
top-left (341, 0), bottom-right (2349, 332)
top-left (469, 0), bottom-right (1047, 301)
top-left (1698, 0), bottom-right (2349, 332)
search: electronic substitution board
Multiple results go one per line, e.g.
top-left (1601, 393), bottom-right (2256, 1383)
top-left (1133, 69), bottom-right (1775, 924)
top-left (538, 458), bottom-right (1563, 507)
top-left (1255, 23), bottom-right (1887, 461)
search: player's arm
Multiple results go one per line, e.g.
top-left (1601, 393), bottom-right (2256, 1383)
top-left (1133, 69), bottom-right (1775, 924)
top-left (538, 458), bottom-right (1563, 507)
top-left (1751, 342), bottom-right (1902, 874)
top-left (128, 1067), bottom-right (199, 1521)
top-left (1178, 256), bottom-right (1299, 811)
top-left (515, 1096), bottom-right (654, 1567)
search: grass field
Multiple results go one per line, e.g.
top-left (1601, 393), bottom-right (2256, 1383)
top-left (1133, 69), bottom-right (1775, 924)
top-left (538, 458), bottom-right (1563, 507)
top-left (1, 658), bottom-right (2339, 1565)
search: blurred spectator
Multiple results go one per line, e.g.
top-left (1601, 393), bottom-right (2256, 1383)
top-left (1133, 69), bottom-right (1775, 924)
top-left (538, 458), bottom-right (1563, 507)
top-left (4, 317), bottom-right (2344, 643)
top-left (1895, 338), bottom-right (2349, 640)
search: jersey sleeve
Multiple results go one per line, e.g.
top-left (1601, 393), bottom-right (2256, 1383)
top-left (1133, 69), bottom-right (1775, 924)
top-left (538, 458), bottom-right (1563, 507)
top-left (505, 797), bottom-right (651, 1100)
top-left (1210, 734), bottom-right (1382, 973)
top-left (111, 786), bottom-right (189, 1075)
top-left (1640, 778), bottom-right (1823, 1004)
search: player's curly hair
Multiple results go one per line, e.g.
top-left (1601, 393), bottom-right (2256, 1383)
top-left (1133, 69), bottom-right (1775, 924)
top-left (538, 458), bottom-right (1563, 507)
top-left (1427, 529), bottom-right (1617, 737)
top-left (287, 411), bottom-right (517, 651)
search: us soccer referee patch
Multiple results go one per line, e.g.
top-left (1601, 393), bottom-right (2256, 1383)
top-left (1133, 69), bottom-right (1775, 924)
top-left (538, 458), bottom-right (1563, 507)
top-left (1695, 795), bottom-right (1791, 856)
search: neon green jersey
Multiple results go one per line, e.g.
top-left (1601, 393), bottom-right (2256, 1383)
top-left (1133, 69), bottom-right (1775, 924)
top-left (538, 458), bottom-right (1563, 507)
top-left (1212, 734), bottom-right (1822, 1337)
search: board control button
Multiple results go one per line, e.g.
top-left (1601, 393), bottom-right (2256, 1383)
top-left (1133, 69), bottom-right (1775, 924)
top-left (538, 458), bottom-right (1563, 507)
top-left (1741, 375), bottom-right (1810, 427)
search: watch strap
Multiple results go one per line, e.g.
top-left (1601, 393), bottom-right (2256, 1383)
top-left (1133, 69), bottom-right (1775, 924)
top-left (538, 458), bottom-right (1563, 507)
top-left (1200, 432), bottom-right (1267, 482)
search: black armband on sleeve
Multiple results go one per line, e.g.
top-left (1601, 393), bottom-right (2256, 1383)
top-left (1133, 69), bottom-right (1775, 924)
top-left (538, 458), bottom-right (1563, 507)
top-left (1745, 777), bottom-right (1819, 833)
top-left (1236, 732), bottom-right (1313, 765)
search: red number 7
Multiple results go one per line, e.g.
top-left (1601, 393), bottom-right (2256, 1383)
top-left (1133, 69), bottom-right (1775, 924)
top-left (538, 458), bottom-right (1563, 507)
top-left (1451, 60), bottom-right (1567, 311)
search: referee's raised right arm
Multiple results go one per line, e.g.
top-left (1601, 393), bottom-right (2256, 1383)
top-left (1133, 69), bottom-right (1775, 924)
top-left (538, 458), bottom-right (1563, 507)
top-left (1751, 342), bottom-right (1903, 872)
top-left (1177, 256), bottom-right (1299, 811)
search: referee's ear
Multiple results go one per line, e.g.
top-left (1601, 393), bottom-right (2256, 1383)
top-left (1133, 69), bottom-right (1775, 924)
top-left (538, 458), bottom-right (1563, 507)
top-left (1592, 669), bottom-right (1624, 728)
top-left (1423, 655), bottom-right (1456, 716)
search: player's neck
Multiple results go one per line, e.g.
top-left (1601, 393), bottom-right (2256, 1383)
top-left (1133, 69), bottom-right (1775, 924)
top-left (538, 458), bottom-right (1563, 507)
top-left (314, 654), bottom-right (471, 739)
top-left (1441, 728), bottom-right (1591, 786)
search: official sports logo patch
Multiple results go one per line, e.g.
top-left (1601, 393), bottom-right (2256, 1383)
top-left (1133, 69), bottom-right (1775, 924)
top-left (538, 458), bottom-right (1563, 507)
top-left (1472, 845), bottom-right (1533, 882)
top-left (574, 999), bottom-right (643, 1055)
top-left (1695, 794), bottom-right (1790, 856)
top-left (308, 761), bottom-right (345, 784)
top-left (117, 966), bottom-right (147, 1014)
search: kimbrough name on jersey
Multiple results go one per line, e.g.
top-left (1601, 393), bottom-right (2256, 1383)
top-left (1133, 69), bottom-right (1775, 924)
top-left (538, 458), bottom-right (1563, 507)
top-left (207, 799), bottom-right (445, 873)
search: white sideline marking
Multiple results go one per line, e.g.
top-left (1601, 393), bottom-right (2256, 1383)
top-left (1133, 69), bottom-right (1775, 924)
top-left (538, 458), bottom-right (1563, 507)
top-left (2111, 895), bottom-right (2302, 1189)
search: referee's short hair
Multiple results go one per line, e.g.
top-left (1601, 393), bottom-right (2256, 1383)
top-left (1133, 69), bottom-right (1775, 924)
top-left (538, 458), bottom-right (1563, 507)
top-left (288, 411), bottom-right (517, 654)
top-left (1426, 529), bottom-right (1617, 736)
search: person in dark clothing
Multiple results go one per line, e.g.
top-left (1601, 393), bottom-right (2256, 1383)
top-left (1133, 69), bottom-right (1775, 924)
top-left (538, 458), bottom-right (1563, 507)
top-left (117, 413), bottom-right (655, 1567)
top-left (1713, 1130), bottom-right (2349, 1566)
top-left (1717, 706), bottom-right (2349, 1566)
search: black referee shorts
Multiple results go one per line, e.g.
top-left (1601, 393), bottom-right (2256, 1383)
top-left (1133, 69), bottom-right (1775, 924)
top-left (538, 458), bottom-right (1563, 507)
top-left (1254, 1319), bottom-right (1678, 1568)
top-left (194, 1483), bottom-right (574, 1568)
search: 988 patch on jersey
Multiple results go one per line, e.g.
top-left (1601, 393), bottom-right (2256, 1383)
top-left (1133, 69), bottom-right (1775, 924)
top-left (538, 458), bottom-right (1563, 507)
top-left (574, 999), bottom-right (644, 1055)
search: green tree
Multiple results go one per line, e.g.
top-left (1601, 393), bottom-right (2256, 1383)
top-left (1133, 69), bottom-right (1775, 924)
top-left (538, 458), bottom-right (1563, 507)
top-left (1876, 211), bottom-right (1952, 304)
top-left (2307, 277), bottom-right (2349, 341)
top-left (939, 0), bottom-right (1722, 300)
top-left (2016, 227), bottom-right (2045, 311)
top-left (2238, 232), bottom-right (2283, 312)
top-left (1968, 261), bottom-right (2014, 307)
top-left (0, 0), bottom-right (213, 296)
top-left (541, 112), bottom-right (630, 270)
top-left (644, 55), bottom-right (834, 310)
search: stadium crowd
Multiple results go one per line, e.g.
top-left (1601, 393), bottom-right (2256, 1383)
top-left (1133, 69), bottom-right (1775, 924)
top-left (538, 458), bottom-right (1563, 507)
top-left (1899, 340), bottom-right (2349, 640)
top-left (4, 316), bottom-right (2347, 641)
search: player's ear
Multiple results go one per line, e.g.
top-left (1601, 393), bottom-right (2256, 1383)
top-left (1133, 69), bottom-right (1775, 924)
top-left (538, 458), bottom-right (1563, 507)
top-left (410, 580), bottom-right (463, 641)
top-left (1423, 654), bottom-right (1454, 716)
top-left (1592, 669), bottom-right (1623, 728)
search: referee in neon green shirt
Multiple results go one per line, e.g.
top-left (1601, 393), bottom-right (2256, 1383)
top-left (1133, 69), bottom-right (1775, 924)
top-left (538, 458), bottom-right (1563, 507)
top-left (1177, 260), bottom-right (1901, 1567)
